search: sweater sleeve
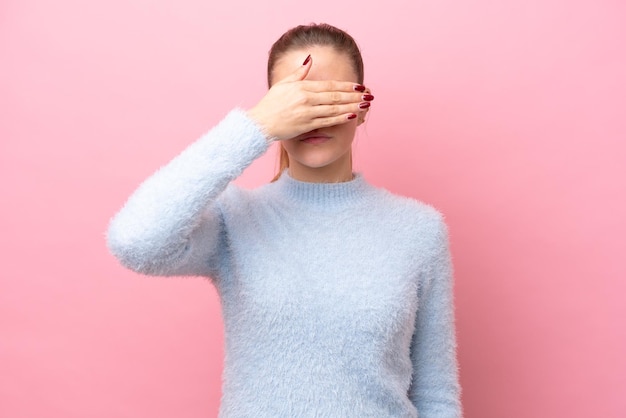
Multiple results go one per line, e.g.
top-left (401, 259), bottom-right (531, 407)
top-left (408, 216), bottom-right (463, 417)
top-left (106, 108), bottom-right (270, 279)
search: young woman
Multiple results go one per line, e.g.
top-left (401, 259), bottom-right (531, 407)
top-left (107, 23), bottom-right (462, 418)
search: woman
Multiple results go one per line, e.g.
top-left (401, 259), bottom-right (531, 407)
top-left (107, 23), bottom-right (462, 418)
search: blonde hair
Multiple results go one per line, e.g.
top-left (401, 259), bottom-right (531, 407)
top-left (271, 146), bottom-right (291, 182)
top-left (267, 23), bottom-right (364, 182)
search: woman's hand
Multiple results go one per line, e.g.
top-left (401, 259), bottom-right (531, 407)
top-left (247, 55), bottom-right (373, 142)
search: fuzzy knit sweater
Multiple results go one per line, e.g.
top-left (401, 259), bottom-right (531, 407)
top-left (106, 109), bottom-right (462, 418)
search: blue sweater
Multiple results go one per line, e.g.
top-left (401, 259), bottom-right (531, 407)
top-left (107, 109), bottom-right (462, 418)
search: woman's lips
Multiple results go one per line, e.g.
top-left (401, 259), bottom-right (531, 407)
top-left (300, 135), bottom-right (331, 144)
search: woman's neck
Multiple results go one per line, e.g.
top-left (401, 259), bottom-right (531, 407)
top-left (287, 155), bottom-right (353, 184)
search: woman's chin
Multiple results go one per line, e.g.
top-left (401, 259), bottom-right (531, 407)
top-left (293, 157), bottom-right (339, 169)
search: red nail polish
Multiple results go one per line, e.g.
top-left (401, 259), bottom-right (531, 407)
top-left (362, 94), bottom-right (374, 101)
top-left (302, 54), bottom-right (311, 65)
top-left (347, 113), bottom-right (357, 120)
top-left (353, 84), bottom-right (366, 92)
top-left (359, 102), bottom-right (371, 109)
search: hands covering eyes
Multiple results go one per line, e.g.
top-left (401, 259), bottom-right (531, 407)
top-left (247, 55), bottom-right (374, 142)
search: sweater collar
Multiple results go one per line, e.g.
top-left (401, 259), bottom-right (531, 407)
top-left (272, 169), bottom-right (373, 209)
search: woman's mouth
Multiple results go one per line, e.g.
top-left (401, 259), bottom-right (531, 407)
top-left (300, 134), bottom-right (331, 144)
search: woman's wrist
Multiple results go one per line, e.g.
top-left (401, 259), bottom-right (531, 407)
top-left (246, 107), bottom-right (277, 144)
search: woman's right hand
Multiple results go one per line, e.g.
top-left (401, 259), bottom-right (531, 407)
top-left (247, 55), bottom-right (373, 142)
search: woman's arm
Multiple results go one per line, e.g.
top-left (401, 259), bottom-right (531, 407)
top-left (106, 109), bottom-right (269, 279)
top-left (408, 217), bottom-right (463, 417)
top-left (106, 55), bottom-right (371, 279)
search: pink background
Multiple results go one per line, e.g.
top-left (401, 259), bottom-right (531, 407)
top-left (1, 0), bottom-right (624, 417)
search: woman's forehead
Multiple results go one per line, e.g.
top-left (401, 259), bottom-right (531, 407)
top-left (272, 46), bottom-right (359, 83)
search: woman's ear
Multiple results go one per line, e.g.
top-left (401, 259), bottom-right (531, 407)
top-left (357, 112), bottom-right (367, 125)
top-left (357, 87), bottom-right (372, 126)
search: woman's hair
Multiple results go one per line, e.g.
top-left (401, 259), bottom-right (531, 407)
top-left (267, 23), bottom-right (364, 182)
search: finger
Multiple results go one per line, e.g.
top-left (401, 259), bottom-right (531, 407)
top-left (309, 91), bottom-right (373, 106)
top-left (275, 54), bottom-right (313, 85)
top-left (301, 79), bottom-right (369, 93)
top-left (304, 113), bottom-right (361, 131)
top-left (309, 102), bottom-right (371, 119)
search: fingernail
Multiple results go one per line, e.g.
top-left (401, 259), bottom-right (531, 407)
top-left (302, 54), bottom-right (311, 65)
top-left (362, 94), bottom-right (374, 101)
top-left (359, 102), bottom-right (371, 109)
top-left (347, 113), bottom-right (357, 120)
top-left (353, 84), bottom-right (366, 92)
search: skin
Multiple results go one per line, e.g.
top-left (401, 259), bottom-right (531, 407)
top-left (248, 45), bottom-right (371, 183)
